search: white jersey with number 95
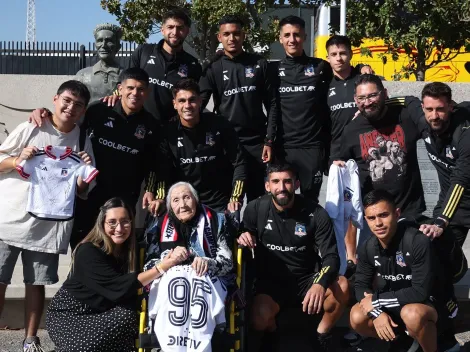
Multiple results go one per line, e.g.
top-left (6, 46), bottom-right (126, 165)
top-left (148, 265), bottom-right (227, 352)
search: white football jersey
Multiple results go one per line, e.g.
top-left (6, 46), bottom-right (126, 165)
top-left (326, 160), bottom-right (363, 274)
top-left (16, 145), bottom-right (98, 220)
top-left (148, 265), bottom-right (227, 352)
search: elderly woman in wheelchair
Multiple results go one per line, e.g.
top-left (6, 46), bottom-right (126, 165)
top-left (141, 181), bottom-right (236, 351)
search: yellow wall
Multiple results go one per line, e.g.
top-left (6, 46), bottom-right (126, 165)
top-left (315, 36), bottom-right (470, 82)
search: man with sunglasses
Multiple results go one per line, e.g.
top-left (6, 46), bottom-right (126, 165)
top-left (339, 74), bottom-right (428, 219)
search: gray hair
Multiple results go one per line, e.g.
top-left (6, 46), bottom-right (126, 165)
top-left (166, 182), bottom-right (199, 211)
top-left (93, 23), bottom-right (123, 41)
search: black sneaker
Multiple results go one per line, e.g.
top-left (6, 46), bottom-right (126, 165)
top-left (345, 260), bottom-right (357, 279)
top-left (317, 332), bottom-right (333, 352)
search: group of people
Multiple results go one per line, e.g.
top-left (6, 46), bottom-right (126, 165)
top-left (0, 6), bottom-right (469, 352)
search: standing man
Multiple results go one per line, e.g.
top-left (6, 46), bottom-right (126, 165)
top-left (128, 8), bottom-right (202, 123)
top-left (238, 163), bottom-right (349, 351)
top-left (339, 74), bottom-right (427, 218)
top-left (274, 15), bottom-right (332, 201)
top-left (154, 78), bottom-right (247, 213)
top-left (0, 81), bottom-right (95, 352)
top-left (199, 15), bottom-right (278, 201)
top-left (71, 68), bottom-right (163, 249)
top-left (418, 82), bottom-right (470, 247)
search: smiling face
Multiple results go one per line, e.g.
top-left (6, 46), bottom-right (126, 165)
top-left (161, 17), bottom-right (189, 49)
top-left (103, 207), bottom-right (132, 248)
top-left (364, 200), bottom-right (400, 245)
top-left (279, 24), bottom-right (305, 57)
top-left (52, 90), bottom-right (86, 128)
top-left (422, 95), bottom-right (453, 134)
top-left (118, 78), bottom-right (148, 113)
top-left (173, 89), bottom-right (201, 128)
top-left (265, 171), bottom-right (299, 208)
top-left (95, 29), bottom-right (120, 63)
top-left (170, 185), bottom-right (197, 223)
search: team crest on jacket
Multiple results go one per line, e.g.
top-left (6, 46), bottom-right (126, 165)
top-left (344, 189), bottom-right (352, 202)
top-left (245, 66), bottom-right (255, 78)
top-left (294, 223), bottom-right (307, 237)
top-left (205, 132), bottom-right (215, 146)
top-left (396, 251), bottom-right (406, 267)
top-left (177, 64), bottom-right (188, 77)
top-left (61, 168), bottom-right (68, 177)
top-left (134, 125), bottom-right (146, 139)
top-left (304, 65), bottom-right (315, 76)
top-left (445, 146), bottom-right (454, 159)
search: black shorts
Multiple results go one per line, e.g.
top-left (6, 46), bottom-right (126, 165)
top-left (254, 273), bottom-right (322, 309)
top-left (276, 147), bottom-right (325, 202)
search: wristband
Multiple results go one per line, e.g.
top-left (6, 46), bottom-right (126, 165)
top-left (155, 263), bottom-right (166, 275)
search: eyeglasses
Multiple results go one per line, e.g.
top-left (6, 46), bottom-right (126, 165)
top-left (356, 91), bottom-right (382, 103)
top-left (60, 96), bottom-right (85, 109)
top-left (105, 220), bottom-right (132, 229)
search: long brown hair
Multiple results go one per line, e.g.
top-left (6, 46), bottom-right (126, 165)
top-left (71, 197), bottom-right (137, 273)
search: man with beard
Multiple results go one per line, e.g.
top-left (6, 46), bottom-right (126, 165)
top-left (339, 74), bottom-right (428, 218)
top-left (418, 82), bottom-right (470, 247)
top-left (199, 15), bottom-right (278, 201)
top-left (238, 163), bottom-right (349, 351)
top-left (127, 8), bottom-right (202, 124)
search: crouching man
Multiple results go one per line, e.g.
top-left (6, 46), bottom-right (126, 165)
top-left (350, 190), bottom-right (441, 352)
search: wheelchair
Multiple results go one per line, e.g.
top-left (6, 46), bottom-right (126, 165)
top-left (135, 241), bottom-right (248, 352)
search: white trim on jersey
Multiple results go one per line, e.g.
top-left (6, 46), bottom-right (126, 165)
top-left (148, 265), bottom-right (227, 352)
top-left (16, 146), bottom-right (99, 220)
top-left (326, 160), bottom-right (363, 275)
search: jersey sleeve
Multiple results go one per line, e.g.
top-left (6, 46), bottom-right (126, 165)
top-left (74, 243), bottom-right (142, 303)
top-left (16, 158), bottom-right (33, 179)
top-left (220, 121), bottom-right (247, 203)
top-left (77, 162), bottom-right (99, 184)
top-left (372, 233), bottom-right (434, 309)
top-left (325, 164), bottom-right (341, 220)
top-left (0, 122), bottom-right (34, 173)
top-left (128, 44), bottom-right (143, 68)
top-left (199, 63), bottom-right (216, 111)
top-left (262, 60), bottom-right (279, 145)
top-left (437, 125), bottom-right (470, 223)
top-left (241, 199), bottom-right (259, 236)
top-left (312, 206), bottom-right (340, 289)
top-left (387, 96), bottom-right (427, 135)
top-left (354, 240), bottom-right (376, 300)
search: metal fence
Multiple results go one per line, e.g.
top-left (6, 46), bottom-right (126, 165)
top-left (0, 41), bottom-right (138, 75)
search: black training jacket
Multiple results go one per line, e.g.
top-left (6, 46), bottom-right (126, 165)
top-left (160, 112), bottom-right (247, 212)
top-left (81, 101), bottom-right (161, 204)
top-left (274, 52), bottom-right (333, 149)
top-left (129, 40), bottom-right (202, 123)
top-left (199, 52), bottom-right (278, 147)
top-left (355, 225), bottom-right (434, 318)
top-left (242, 194), bottom-right (339, 290)
top-left (422, 103), bottom-right (470, 227)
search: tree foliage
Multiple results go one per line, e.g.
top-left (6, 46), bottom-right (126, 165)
top-left (100, 0), bottom-right (320, 61)
top-left (346, 0), bottom-right (470, 81)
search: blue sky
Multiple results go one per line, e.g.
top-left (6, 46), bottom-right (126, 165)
top-left (0, 0), bottom-right (162, 44)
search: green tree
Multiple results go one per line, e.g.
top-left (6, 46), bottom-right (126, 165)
top-left (346, 0), bottom-right (470, 81)
top-left (100, 0), bottom-right (320, 61)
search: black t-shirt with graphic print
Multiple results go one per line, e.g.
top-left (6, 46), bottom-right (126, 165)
top-left (339, 96), bottom-right (428, 217)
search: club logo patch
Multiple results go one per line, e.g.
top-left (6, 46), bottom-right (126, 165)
top-left (205, 132), bottom-right (215, 146)
top-left (304, 65), bottom-right (315, 76)
top-left (134, 125), bottom-right (146, 139)
top-left (245, 66), bottom-right (255, 78)
top-left (294, 223), bottom-right (307, 237)
top-left (396, 251), bottom-right (406, 267)
top-left (61, 168), bottom-right (68, 177)
top-left (177, 64), bottom-right (188, 78)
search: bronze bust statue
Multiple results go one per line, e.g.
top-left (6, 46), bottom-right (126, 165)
top-left (76, 23), bottom-right (124, 103)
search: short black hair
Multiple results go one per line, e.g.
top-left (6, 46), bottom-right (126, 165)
top-left (162, 8), bottom-right (191, 27)
top-left (266, 163), bottom-right (298, 180)
top-left (363, 190), bottom-right (396, 209)
top-left (219, 14), bottom-right (245, 28)
top-left (172, 78), bottom-right (200, 98)
top-left (56, 80), bottom-right (91, 106)
top-left (326, 35), bottom-right (352, 52)
top-left (119, 67), bottom-right (149, 87)
top-left (279, 15), bottom-right (305, 30)
top-left (421, 82), bottom-right (452, 103)
top-left (354, 74), bottom-right (385, 92)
